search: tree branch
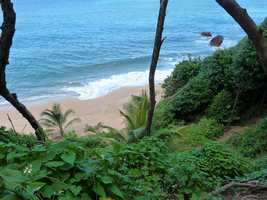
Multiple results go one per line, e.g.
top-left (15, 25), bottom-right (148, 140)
top-left (145, 0), bottom-right (169, 135)
top-left (211, 181), bottom-right (267, 195)
top-left (0, 0), bottom-right (45, 141)
top-left (216, 0), bottom-right (267, 75)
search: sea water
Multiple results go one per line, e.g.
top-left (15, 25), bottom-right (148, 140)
top-left (2, 0), bottom-right (267, 103)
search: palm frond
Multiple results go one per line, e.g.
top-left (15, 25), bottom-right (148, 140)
top-left (64, 117), bottom-right (81, 129)
top-left (63, 109), bottom-right (75, 122)
top-left (40, 103), bottom-right (79, 136)
top-left (119, 110), bottom-right (135, 130)
top-left (39, 118), bottom-right (57, 127)
top-left (120, 91), bottom-right (149, 131)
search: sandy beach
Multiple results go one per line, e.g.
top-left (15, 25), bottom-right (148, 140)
top-left (0, 86), bottom-right (162, 135)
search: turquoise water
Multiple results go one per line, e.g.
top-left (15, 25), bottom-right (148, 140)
top-left (3, 0), bottom-right (267, 103)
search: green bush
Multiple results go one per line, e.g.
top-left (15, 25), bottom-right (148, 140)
top-left (194, 142), bottom-right (251, 179)
top-left (156, 19), bottom-right (267, 127)
top-left (0, 130), bottom-right (173, 200)
top-left (196, 118), bottom-right (224, 139)
top-left (167, 118), bottom-right (223, 152)
top-left (227, 118), bottom-right (267, 158)
top-left (162, 58), bottom-right (201, 97)
top-left (169, 75), bottom-right (215, 119)
top-left (152, 98), bottom-right (175, 129)
top-left (168, 142), bottom-right (250, 198)
top-left (207, 90), bottom-right (238, 124)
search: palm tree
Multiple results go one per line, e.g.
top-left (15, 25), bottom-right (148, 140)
top-left (40, 103), bottom-right (80, 136)
top-left (120, 91), bottom-right (149, 132)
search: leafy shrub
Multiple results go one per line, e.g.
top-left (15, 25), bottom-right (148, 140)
top-left (0, 138), bottom-right (125, 199)
top-left (227, 118), bottom-right (267, 158)
top-left (194, 142), bottom-right (251, 179)
top-left (156, 19), bottom-right (267, 127)
top-left (153, 98), bottom-right (175, 129)
top-left (253, 154), bottom-right (267, 171)
top-left (0, 126), bottom-right (253, 200)
top-left (162, 58), bottom-right (201, 97)
top-left (168, 142), bottom-right (250, 198)
top-left (230, 38), bottom-right (265, 92)
top-left (0, 130), bottom-right (173, 200)
top-left (207, 90), bottom-right (238, 124)
top-left (167, 118), bottom-right (223, 152)
top-left (0, 127), bottom-right (38, 148)
top-left (195, 118), bottom-right (224, 139)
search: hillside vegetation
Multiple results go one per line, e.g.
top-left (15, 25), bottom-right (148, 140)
top-left (1, 18), bottom-right (267, 200)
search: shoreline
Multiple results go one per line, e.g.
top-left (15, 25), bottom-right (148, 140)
top-left (0, 85), bottom-right (162, 135)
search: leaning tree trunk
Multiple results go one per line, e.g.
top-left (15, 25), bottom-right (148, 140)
top-left (145, 0), bottom-right (169, 136)
top-left (0, 0), bottom-right (45, 141)
top-left (216, 0), bottom-right (267, 75)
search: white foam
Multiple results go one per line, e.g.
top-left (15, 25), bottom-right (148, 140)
top-left (63, 68), bottom-right (173, 100)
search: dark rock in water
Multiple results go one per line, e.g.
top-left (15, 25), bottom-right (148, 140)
top-left (210, 35), bottom-right (224, 47)
top-left (201, 32), bottom-right (212, 37)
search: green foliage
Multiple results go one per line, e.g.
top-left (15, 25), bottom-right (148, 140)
top-left (0, 127), bottom-right (38, 148)
top-left (168, 118), bottom-right (223, 152)
top-left (227, 118), bottom-right (267, 158)
top-left (194, 142), bottom-right (251, 179)
top-left (154, 75), bottom-right (215, 128)
top-left (0, 138), bottom-right (126, 199)
top-left (162, 58), bottom-right (201, 97)
top-left (153, 98), bottom-right (175, 129)
top-left (156, 18), bottom-right (267, 127)
top-left (120, 91), bottom-right (149, 132)
top-left (168, 142), bottom-right (250, 198)
top-left (0, 127), bottom-right (252, 199)
top-left (40, 103), bottom-right (80, 137)
top-left (207, 90), bottom-right (238, 124)
top-left (85, 122), bottom-right (127, 143)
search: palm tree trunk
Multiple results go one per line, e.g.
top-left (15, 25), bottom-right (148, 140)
top-left (59, 125), bottom-right (64, 137)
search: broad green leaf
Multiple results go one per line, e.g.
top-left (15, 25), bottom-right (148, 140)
top-left (93, 182), bottom-right (106, 197)
top-left (26, 181), bottom-right (46, 195)
top-left (61, 151), bottom-right (76, 165)
top-left (110, 185), bottom-right (124, 198)
top-left (6, 152), bottom-right (27, 161)
top-left (100, 176), bottom-right (113, 184)
top-left (0, 168), bottom-right (28, 190)
top-left (45, 161), bottom-right (65, 168)
top-left (70, 185), bottom-right (82, 196)
top-left (32, 144), bottom-right (46, 152)
top-left (42, 182), bottom-right (68, 198)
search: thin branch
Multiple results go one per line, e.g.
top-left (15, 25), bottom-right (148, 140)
top-left (211, 181), bottom-right (267, 195)
top-left (7, 113), bottom-right (16, 133)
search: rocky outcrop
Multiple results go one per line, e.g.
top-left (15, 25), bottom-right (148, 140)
top-left (201, 32), bottom-right (212, 37)
top-left (210, 35), bottom-right (224, 47)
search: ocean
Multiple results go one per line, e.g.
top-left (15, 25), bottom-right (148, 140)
top-left (2, 0), bottom-right (267, 104)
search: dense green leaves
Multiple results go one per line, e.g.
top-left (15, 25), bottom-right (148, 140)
top-left (0, 127), bottom-right (253, 199)
top-left (162, 58), bottom-right (201, 97)
top-left (227, 118), bottom-right (267, 158)
top-left (155, 18), bottom-right (267, 127)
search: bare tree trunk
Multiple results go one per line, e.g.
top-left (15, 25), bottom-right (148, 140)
top-left (0, 0), bottom-right (45, 141)
top-left (216, 0), bottom-right (267, 75)
top-left (145, 0), bottom-right (168, 136)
